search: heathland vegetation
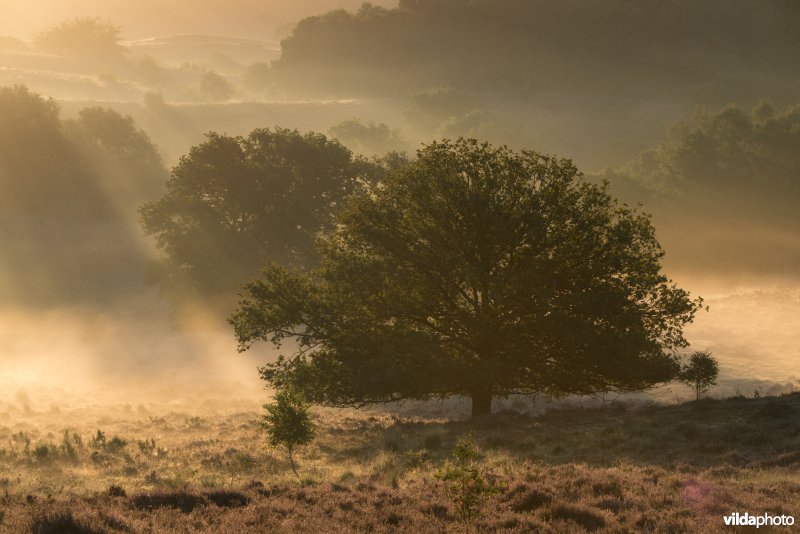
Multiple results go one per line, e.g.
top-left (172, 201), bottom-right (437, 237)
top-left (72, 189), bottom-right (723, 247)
top-left (1, 393), bottom-right (799, 532)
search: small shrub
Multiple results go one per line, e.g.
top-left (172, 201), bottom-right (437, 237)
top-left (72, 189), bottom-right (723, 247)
top-left (591, 479), bottom-right (624, 499)
top-left (422, 503), bottom-right (451, 519)
top-left (13, 432), bottom-right (31, 455)
top-left (105, 436), bottom-right (127, 453)
top-left (89, 430), bottom-right (106, 449)
top-left (138, 438), bottom-right (157, 456)
top-left (330, 483), bottom-right (351, 493)
top-left (98, 512), bottom-right (131, 532)
top-left (186, 416), bottom-right (202, 427)
top-left (261, 389), bottom-right (315, 476)
top-left (543, 504), bottom-right (607, 532)
top-left (244, 479), bottom-right (265, 491)
top-left (131, 490), bottom-right (207, 513)
top-left (436, 433), bottom-right (502, 521)
top-left (29, 509), bottom-right (103, 534)
top-left (386, 511), bottom-right (404, 525)
top-left (32, 443), bottom-right (54, 463)
top-left (595, 498), bottom-right (627, 514)
top-left (107, 484), bottom-right (126, 497)
top-left (510, 487), bottom-right (552, 512)
top-left (59, 431), bottom-right (80, 460)
top-left (205, 489), bottom-right (250, 508)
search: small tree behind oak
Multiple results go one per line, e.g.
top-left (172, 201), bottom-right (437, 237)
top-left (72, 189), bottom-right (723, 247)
top-left (260, 389), bottom-right (315, 476)
top-left (141, 127), bottom-right (386, 298)
top-left (680, 350), bottom-right (719, 400)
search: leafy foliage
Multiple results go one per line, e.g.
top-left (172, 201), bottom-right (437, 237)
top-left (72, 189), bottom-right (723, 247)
top-left (274, 0), bottom-right (800, 98)
top-left (601, 101), bottom-right (800, 276)
top-left (0, 85), bottom-right (165, 305)
top-left (33, 17), bottom-right (125, 64)
top-left (261, 389), bottom-right (316, 476)
top-left (605, 102), bottom-right (800, 209)
top-left (231, 139), bottom-right (702, 416)
top-left (0, 85), bottom-right (106, 219)
top-left (436, 433), bottom-right (502, 521)
top-left (680, 351), bottom-right (719, 400)
top-left (141, 127), bottom-right (383, 297)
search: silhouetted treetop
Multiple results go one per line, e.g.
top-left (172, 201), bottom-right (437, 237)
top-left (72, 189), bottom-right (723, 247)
top-left (597, 101), bottom-right (800, 278)
top-left (33, 17), bottom-right (126, 64)
top-left (273, 0), bottom-right (800, 97)
top-left (0, 85), bottom-right (166, 305)
top-left (140, 127), bottom-right (388, 297)
top-left (603, 102), bottom-right (800, 220)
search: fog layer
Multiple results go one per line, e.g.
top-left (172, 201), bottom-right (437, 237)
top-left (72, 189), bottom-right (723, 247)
top-left (0, 1), bottom-right (798, 409)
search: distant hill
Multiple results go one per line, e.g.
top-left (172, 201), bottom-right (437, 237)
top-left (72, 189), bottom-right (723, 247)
top-left (1, 0), bottom-right (398, 41)
top-left (126, 34), bottom-right (280, 67)
top-left (273, 0), bottom-right (800, 102)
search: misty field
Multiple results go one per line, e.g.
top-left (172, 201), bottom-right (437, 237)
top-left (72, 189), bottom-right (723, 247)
top-left (1, 394), bottom-right (799, 533)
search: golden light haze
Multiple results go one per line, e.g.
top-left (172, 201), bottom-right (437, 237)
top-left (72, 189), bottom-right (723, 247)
top-left (2, 0), bottom-right (396, 40)
top-left (1, 0), bottom-right (799, 411)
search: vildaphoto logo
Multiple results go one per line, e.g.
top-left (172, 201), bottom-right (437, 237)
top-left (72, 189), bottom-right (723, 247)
top-left (723, 512), bottom-right (795, 528)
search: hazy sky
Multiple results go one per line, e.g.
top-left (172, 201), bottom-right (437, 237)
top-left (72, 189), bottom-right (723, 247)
top-left (1, 0), bottom-right (396, 41)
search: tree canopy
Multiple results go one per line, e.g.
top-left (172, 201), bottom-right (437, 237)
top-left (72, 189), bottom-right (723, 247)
top-left (140, 127), bottom-right (386, 297)
top-left (605, 102), bottom-right (800, 204)
top-left (679, 351), bottom-right (719, 400)
top-left (601, 102), bottom-right (800, 277)
top-left (231, 139), bottom-right (702, 417)
top-left (273, 0), bottom-right (800, 99)
top-left (33, 17), bottom-right (126, 64)
top-left (0, 85), bottom-right (165, 305)
top-left (260, 389), bottom-right (315, 476)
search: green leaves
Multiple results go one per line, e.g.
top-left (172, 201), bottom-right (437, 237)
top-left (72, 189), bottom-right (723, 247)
top-left (232, 138), bottom-right (702, 412)
top-left (261, 389), bottom-right (315, 475)
top-left (141, 127), bottom-right (382, 297)
top-left (436, 433), bottom-right (503, 521)
top-left (679, 350), bottom-right (719, 400)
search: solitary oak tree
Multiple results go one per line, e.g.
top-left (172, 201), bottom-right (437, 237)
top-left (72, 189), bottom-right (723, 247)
top-left (231, 139), bottom-right (702, 417)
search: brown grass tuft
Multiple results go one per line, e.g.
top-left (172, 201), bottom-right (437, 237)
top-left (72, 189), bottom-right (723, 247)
top-left (28, 509), bottom-right (103, 534)
top-left (542, 504), bottom-right (607, 532)
top-left (130, 490), bottom-right (207, 513)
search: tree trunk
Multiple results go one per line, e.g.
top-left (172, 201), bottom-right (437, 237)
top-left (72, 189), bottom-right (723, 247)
top-left (288, 446), bottom-right (298, 476)
top-left (470, 388), bottom-right (493, 418)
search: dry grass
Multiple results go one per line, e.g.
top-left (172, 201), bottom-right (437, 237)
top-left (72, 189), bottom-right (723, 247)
top-left (1, 394), bottom-right (800, 532)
